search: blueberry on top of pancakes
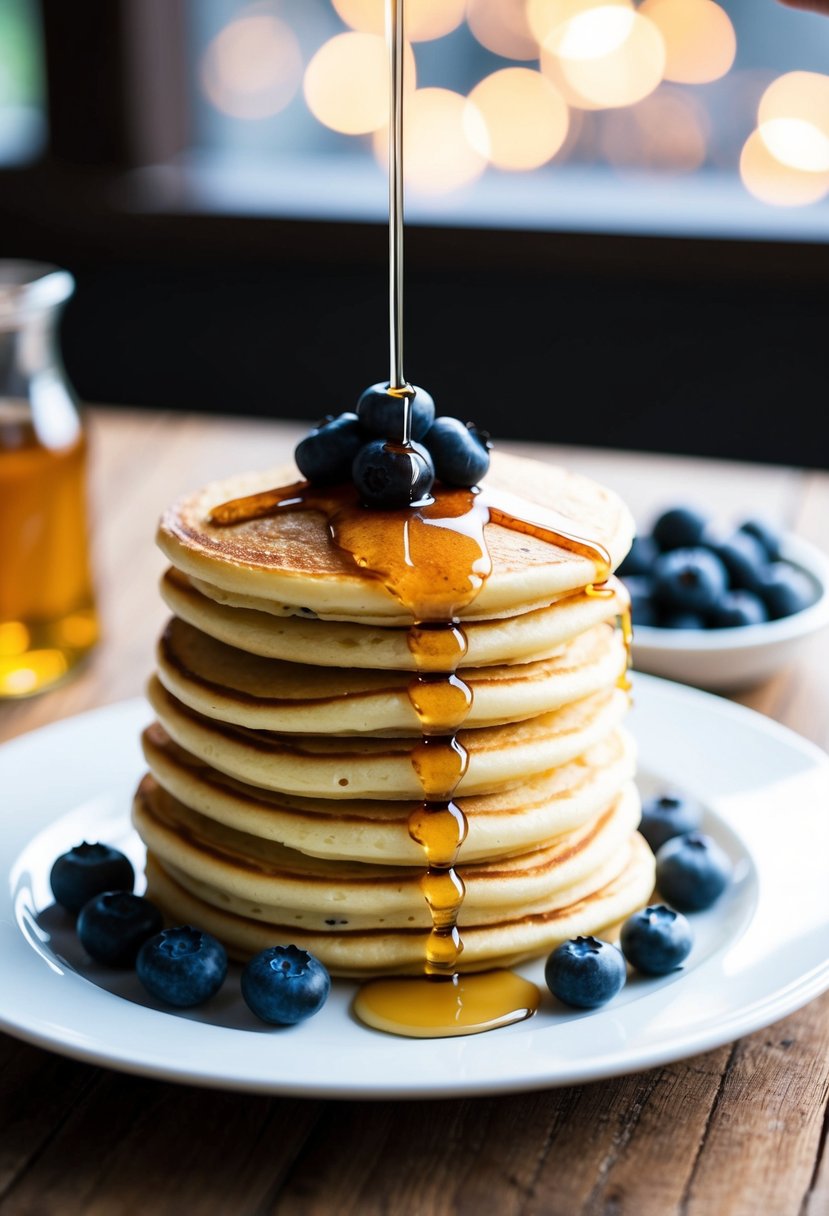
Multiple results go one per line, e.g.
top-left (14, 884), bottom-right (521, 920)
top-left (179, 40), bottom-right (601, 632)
top-left (294, 381), bottom-right (491, 507)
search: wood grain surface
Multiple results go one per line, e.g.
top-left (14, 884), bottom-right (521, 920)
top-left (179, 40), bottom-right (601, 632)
top-left (1, 407), bottom-right (827, 1216)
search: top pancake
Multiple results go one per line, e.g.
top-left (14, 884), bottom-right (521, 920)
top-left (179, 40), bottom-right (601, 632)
top-left (157, 451), bottom-right (635, 624)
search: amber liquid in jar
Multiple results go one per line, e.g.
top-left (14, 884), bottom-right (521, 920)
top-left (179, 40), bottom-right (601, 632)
top-left (0, 402), bottom-right (99, 696)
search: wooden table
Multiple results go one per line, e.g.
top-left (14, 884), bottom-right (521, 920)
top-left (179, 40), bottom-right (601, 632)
top-left (2, 407), bottom-right (828, 1216)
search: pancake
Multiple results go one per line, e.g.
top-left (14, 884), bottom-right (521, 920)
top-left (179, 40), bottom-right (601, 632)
top-left (156, 451), bottom-right (635, 624)
top-left (141, 721), bottom-right (637, 863)
top-left (147, 675), bottom-right (630, 799)
top-left (139, 442), bottom-right (649, 994)
top-left (143, 833), bottom-right (656, 975)
top-left (155, 615), bottom-right (627, 735)
top-left (132, 777), bottom-right (641, 928)
top-left (160, 566), bottom-right (630, 670)
top-left (187, 574), bottom-right (569, 627)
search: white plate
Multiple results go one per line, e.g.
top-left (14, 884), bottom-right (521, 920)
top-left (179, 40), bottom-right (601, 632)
top-left (2, 674), bottom-right (828, 1100)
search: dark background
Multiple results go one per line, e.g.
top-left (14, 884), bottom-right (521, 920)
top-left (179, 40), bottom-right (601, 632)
top-left (2, 0), bottom-right (828, 468)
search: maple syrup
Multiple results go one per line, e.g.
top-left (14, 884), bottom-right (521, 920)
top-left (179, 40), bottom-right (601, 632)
top-left (208, 477), bottom-right (620, 1035)
top-left (204, 0), bottom-right (625, 1037)
top-left (0, 264), bottom-right (99, 697)
top-left (351, 969), bottom-right (539, 1040)
top-left (0, 408), bottom-right (98, 698)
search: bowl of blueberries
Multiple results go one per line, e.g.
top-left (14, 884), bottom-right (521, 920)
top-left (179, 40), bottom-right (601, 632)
top-left (619, 504), bottom-right (829, 692)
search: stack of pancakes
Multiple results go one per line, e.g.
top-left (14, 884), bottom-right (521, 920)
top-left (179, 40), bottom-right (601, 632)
top-left (132, 450), bottom-right (656, 976)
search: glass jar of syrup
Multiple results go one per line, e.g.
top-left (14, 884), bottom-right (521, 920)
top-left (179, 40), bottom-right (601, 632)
top-left (0, 261), bottom-right (99, 697)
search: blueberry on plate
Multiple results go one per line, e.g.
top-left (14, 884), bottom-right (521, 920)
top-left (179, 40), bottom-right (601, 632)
top-left (544, 935), bottom-right (626, 1009)
top-left (709, 589), bottom-right (769, 628)
top-left (352, 438), bottom-right (435, 509)
top-left (651, 506), bottom-right (709, 552)
top-left (136, 925), bottom-right (228, 1008)
top-left (421, 416), bottom-right (491, 488)
top-left (76, 890), bottom-right (164, 968)
top-left (620, 905), bottom-right (693, 976)
top-left (241, 945), bottom-right (331, 1025)
top-left (294, 412), bottom-right (364, 485)
top-left (756, 562), bottom-right (817, 620)
top-left (618, 535), bottom-right (659, 578)
top-left (652, 547), bottom-right (728, 615)
top-left (655, 832), bottom-right (733, 912)
top-left (639, 791), bottom-right (702, 853)
top-left (49, 842), bottom-right (135, 915)
top-left (738, 516), bottom-right (783, 562)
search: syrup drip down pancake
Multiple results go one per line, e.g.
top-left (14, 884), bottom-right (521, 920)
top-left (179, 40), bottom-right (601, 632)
top-left (133, 449), bottom-right (654, 1002)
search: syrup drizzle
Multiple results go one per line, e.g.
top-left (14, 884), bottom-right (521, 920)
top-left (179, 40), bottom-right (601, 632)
top-left (207, 477), bottom-right (623, 1035)
top-left (201, 0), bottom-right (624, 1037)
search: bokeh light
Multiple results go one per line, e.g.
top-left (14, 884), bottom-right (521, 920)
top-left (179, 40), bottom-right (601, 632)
top-left (467, 0), bottom-right (539, 61)
top-left (332, 0), bottom-right (466, 42)
top-left (760, 120), bottom-right (829, 174)
top-left (555, 6), bottom-right (637, 59)
top-left (600, 87), bottom-right (709, 172)
top-left (639, 0), bottom-right (735, 85)
top-left (466, 69), bottom-right (569, 171)
top-left (740, 128), bottom-right (829, 207)
top-left (373, 88), bottom-right (487, 195)
top-left (527, 0), bottom-right (632, 51)
top-left (758, 72), bottom-right (829, 172)
top-left (541, 10), bottom-right (666, 111)
top-left (304, 32), bottom-right (416, 135)
top-left (201, 14), bottom-right (303, 120)
top-left (200, 1), bottom-right (818, 213)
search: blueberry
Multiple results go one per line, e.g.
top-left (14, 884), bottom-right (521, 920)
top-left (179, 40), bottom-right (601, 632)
top-left (294, 412), bottom-right (364, 486)
top-left (241, 945), bottom-right (331, 1025)
top-left (639, 791), bottom-right (702, 853)
top-left (620, 905), bottom-right (693, 976)
top-left (421, 416), bottom-right (492, 488)
top-left (738, 517), bottom-right (783, 561)
top-left (709, 589), bottom-right (769, 628)
top-left (76, 891), bottom-right (164, 968)
top-left (652, 547), bottom-right (728, 615)
top-left (704, 531), bottom-right (767, 592)
top-left (660, 610), bottom-right (707, 629)
top-left (50, 842), bottom-right (135, 915)
top-left (756, 562), bottom-right (817, 620)
top-left (655, 832), bottom-right (733, 912)
top-left (544, 935), bottom-right (626, 1009)
top-left (624, 575), bottom-right (658, 626)
top-left (651, 506), bottom-right (709, 551)
top-left (352, 439), bottom-right (435, 509)
top-left (136, 925), bottom-right (228, 1008)
top-left (618, 535), bottom-right (659, 578)
top-left (356, 382), bottom-right (435, 442)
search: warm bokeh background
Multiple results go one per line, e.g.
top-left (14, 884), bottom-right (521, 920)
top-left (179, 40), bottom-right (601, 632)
top-left (1, 0), bottom-right (828, 466)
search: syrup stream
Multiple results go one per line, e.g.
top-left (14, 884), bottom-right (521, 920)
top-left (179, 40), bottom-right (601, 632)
top-left (201, 0), bottom-right (624, 1038)
top-left (388, 0), bottom-right (408, 427)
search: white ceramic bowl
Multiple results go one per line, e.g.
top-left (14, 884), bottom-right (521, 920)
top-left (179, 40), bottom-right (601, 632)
top-left (629, 534), bottom-right (829, 692)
